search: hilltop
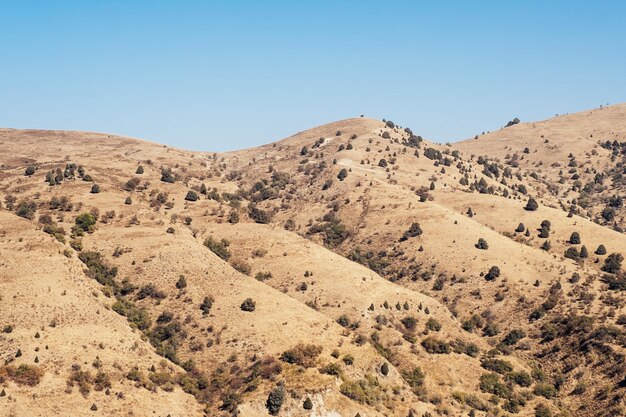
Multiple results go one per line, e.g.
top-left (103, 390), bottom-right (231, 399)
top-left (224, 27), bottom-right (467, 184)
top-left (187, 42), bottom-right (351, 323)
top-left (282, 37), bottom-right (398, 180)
top-left (1, 104), bottom-right (626, 417)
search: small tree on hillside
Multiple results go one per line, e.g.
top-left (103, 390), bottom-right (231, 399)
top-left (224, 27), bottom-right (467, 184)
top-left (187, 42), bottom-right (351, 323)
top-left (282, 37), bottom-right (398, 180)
top-left (266, 385), bottom-right (285, 415)
top-left (175, 275), bottom-right (187, 290)
top-left (603, 253), bottom-right (624, 274)
top-left (485, 266), bottom-right (500, 281)
top-left (476, 238), bottom-right (489, 250)
top-left (241, 298), bottom-right (256, 312)
top-left (185, 191), bottom-right (199, 201)
top-left (525, 197), bottom-right (538, 211)
top-left (400, 222), bottom-right (423, 241)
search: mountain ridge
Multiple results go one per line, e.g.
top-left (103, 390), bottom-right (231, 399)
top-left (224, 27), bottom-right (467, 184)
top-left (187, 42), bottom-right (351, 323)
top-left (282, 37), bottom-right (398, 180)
top-left (1, 103), bottom-right (626, 416)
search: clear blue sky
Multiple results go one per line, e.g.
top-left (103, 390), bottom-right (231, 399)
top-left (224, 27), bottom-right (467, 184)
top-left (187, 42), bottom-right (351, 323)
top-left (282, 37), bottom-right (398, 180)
top-left (1, 1), bottom-right (625, 151)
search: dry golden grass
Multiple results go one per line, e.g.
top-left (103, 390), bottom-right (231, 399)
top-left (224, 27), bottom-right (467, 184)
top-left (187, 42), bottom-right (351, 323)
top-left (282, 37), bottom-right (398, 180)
top-left (1, 103), bottom-right (625, 416)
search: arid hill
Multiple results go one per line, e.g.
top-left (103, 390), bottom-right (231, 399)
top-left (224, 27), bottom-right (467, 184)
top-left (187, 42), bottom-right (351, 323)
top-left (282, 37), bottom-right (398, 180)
top-left (1, 104), bottom-right (625, 417)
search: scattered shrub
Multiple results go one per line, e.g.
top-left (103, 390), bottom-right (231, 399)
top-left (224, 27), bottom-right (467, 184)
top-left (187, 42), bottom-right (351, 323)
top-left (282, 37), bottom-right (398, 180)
top-left (533, 383), bottom-right (557, 399)
top-left (0, 364), bottom-right (42, 386)
top-left (426, 318), bottom-right (442, 332)
top-left (401, 367), bottom-right (425, 393)
top-left (303, 397), bottom-right (313, 410)
top-left (525, 198), bottom-right (538, 211)
top-left (481, 358), bottom-right (513, 374)
top-left (249, 205), bottom-right (272, 224)
top-left (475, 238), bottom-right (489, 250)
top-left (507, 371), bottom-right (532, 387)
top-left (185, 191), bottom-right (199, 201)
top-left (75, 213), bottom-right (96, 233)
top-left (175, 275), bottom-right (187, 290)
top-left (485, 266), bottom-right (500, 281)
top-left (112, 299), bottom-right (151, 330)
top-left (502, 329), bottom-right (525, 345)
top-left (240, 298), bottom-right (256, 312)
top-left (280, 344), bottom-right (322, 368)
top-left (421, 337), bottom-right (451, 354)
top-left (479, 373), bottom-right (510, 397)
top-left (204, 237), bottom-right (231, 260)
top-left (400, 222), bottom-right (422, 241)
top-left (160, 167), bottom-right (175, 183)
top-left (266, 385), bottom-right (285, 416)
top-left (15, 200), bottom-right (37, 219)
top-left (602, 253), bottom-right (623, 274)
top-left (199, 296), bottom-right (214, 315)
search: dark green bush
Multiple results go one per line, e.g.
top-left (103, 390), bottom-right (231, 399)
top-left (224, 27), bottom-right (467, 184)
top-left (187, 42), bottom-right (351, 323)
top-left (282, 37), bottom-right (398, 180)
top-left (502, 329), bottom-right (525, 345)
top-left (603, 253), bottom-right (623, 274)
top-left (199, 296), bottom-right (214, 315)
top-left (485, 266), bottom-right (500, 281)
top-left (475, 238), bottom-right (489, 250)
top-left (75, 213), bottom-right (96, 233)
top-left (400, 222), bottom-right (422, 241)
top-left (507, 371), bottom-right (532, 387)
top-left (78, 251), bottom-right (118, 288)
top-left (480, 358), bottom-right (513, 374)
top-left (175, 275), bottom-right (187, 289)
top-left (401, 367), bottom-right (425, 393)
top-left (525, 197), bottom-right (538, 211)
top-left (240, 298), bottom-right (256, 312)
top-left (112, 299), bottom-right (151, 330)
top-left (421, 337), bottom-right (450, 354)
top-left (479, 373), bottom-right (510, 397)
top-left (185, 191), bottom-right (198, 201)
top-left (249, 205), bottom-right (272, 224)
top-left (15, 200), bottom-right (37, 219)
top-left (280, 344), bottom-right (322, 368)
top-left (203, 237), bottom-right (231, 260)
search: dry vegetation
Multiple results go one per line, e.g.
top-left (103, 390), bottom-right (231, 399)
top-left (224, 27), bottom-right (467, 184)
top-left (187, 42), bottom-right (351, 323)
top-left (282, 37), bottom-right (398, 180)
top-left (1, 104), bottom-right (626, 416)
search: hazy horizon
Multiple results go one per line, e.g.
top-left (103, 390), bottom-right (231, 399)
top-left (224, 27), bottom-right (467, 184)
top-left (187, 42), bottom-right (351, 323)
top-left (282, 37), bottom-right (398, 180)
top-left (1, 1), bottom-right (625, 151)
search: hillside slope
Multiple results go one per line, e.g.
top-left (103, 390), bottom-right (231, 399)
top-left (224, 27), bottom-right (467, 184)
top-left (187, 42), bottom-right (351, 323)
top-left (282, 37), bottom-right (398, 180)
top-left (1, 104), bottom-right (626, 417)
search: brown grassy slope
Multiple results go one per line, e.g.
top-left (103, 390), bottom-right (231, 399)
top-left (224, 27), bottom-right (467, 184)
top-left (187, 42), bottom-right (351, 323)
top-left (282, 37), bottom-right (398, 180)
top-left (0, 211), bottom-right (204, 417)
top-left (455, 104), bottom-right (626, 228)
top-left (224, 112), bottom-right (626, 416)
top-left (0, 128), bottom-right (482, 417)
top-left (202, 221), bottom-right (537, 409)
top-left (456, 104), bottom-right (626, 167)
top-left (81, 222), bottom-right (432, 417)
top-left (2, 105), bottom-right (626, 416)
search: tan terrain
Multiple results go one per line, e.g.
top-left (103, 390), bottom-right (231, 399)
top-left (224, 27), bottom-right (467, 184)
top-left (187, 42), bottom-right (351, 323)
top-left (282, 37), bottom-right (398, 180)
top-left (1, 104), bottom-right (625, 417)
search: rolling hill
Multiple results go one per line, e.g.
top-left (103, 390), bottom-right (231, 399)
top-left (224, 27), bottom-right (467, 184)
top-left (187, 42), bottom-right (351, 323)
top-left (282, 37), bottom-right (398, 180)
top-left (1, 104), bottom-right (626, 417)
